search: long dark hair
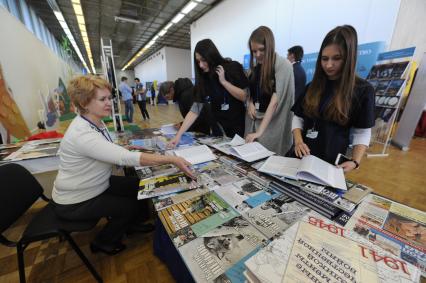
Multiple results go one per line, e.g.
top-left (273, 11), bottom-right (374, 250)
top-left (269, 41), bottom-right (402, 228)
top-left (193, 39), bottom-right (227, 101)
top-left (249, 26), bottom-right (276, 95)
top-left (304, 25), bottom-right (358, 125)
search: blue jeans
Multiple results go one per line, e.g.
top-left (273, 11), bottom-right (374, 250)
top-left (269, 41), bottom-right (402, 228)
top-left (124, 99), bottom-right (134, 123)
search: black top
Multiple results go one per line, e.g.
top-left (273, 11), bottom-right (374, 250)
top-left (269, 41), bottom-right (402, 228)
top-left (174, 78), bottom-right (210, 135)
top-left (293, 62), bottom-right (307, 102)
top-left (291, 78), bottom-right (375, 164)
top-left (198, 60), bottom-right (249, 137)
top-left (249, 64), bottom-right (276, 113)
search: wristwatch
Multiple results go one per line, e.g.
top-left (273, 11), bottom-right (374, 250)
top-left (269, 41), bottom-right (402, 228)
top-left (351, 159), bottom-right (360, 169)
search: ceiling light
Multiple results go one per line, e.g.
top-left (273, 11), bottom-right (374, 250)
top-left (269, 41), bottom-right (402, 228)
top-left (181, 1), bottom-right (198, 14)
top-left (158, 29), bottom-right (167, 36)
top-left (171, 13), bottom-right (185, 24)
top-left (164, 23), bottom-right (173, 30)
top-left (72, 0), bottom-right (96, 73)
top-left (49, 1), bottom-right (90, 73)
top-left (114, 16), bottom-right (141, 24)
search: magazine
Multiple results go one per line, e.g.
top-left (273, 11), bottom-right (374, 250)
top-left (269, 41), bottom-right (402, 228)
top-left (345, 194), bottom-right (426, 276)
top-left (269, 181), bottom-right (340, 219)
top-left (135, 163), bottom-right (179, 180)
top-left (158, 191), bottom-right (236, 236)
top-left (343, 180), bottom-right (373, 204)
top-left (137, 172), bottom-right (199, 200)
top-left (198, 166), bottom-right (244, 186)
top-left (244, 216), bottom-right (421, 283)
top-left (259, 155), bottom-right (347, 190)
top-left (4, 142), bottom-right (60, 161)
top-left (153, 187), bottom-right (210, 211)
top-left (242, 195), bottom-right (310, 239)
top-left (173, 144), bottom-right (217, 164)
top-left (177, 216), bottom-right (268, 282)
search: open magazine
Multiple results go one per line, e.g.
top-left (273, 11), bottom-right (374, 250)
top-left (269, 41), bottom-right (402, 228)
top-left (259, 155), bottom-right (347, 190)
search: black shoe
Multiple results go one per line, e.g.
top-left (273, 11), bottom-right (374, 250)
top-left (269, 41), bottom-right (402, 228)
top-left (90, 242), bottom-right (126, 255)
top-left (127, 223), bottom-right (155, 235)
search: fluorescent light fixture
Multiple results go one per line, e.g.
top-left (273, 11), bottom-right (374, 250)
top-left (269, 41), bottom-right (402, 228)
top-left (171, 13), bottom-right (185, 24)
top-left (164, 23), bottom-right (173, 30)
top-left (158, 29), bottom-right (167, 36)
top-left (72, 0), bottom-right (96, 73)
top-left (181, 1), bottom-right (198, 14)
top-left (114, 16), bottom-right (141, 24)
top-left (194, 0), bottom-right (203, 2)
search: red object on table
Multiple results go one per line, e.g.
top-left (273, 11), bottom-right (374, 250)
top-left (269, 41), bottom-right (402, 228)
top-left (26, 131), bottom-right (63, 141)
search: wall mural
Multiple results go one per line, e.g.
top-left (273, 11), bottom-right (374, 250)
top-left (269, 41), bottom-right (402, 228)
top-left (0, 63), bottom-right (31, 140)
top-left (55, 77), bottom-right (76, 121)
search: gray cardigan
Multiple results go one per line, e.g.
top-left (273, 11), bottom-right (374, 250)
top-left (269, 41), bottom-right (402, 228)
top-left (244, 54), bottom-right (295, 155)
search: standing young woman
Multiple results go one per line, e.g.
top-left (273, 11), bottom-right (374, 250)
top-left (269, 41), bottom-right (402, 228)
top-left (245, 26), bottom-right (295, 155)
top-left (168, 39), bottom-right (249, 147)
top-left (290, 25), bottom-right (375, 172)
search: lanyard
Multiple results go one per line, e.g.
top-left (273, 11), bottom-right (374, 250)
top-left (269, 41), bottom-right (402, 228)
top-left (80, 115), bottom-right (113, 143)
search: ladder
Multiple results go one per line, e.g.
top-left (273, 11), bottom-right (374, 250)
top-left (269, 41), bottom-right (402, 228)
top-left (100, 38), bottom-right (123, 131)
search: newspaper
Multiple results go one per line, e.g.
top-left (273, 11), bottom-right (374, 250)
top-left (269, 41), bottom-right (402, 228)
top-left (346, 194), bottom-right (426, 276)
top-left (244, 213), bottom-right (421, 283)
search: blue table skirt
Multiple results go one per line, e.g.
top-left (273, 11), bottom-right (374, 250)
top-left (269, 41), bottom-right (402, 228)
top-left (153, 217), bottom-right (195, 283)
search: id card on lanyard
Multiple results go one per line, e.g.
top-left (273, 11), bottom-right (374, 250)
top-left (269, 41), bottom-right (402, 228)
top-left (306, 91), bottom-right (334, 140)
top-left (81, 115), bottom-right (113, 142)
top-left (213, 83), bottom-right (229, 111)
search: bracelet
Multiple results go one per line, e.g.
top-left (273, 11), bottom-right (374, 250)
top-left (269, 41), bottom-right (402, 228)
top-left (352, 159), bottom-right (360, 169)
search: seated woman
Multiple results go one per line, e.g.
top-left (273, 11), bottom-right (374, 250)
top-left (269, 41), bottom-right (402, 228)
top-left (290, 25), bottom-right (375, 171)
top-left (52, 75), bottom-right (193, 255)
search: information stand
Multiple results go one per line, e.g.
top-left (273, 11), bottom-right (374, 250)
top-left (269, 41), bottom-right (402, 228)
top-left (366, 47), bottom-right (415, 157)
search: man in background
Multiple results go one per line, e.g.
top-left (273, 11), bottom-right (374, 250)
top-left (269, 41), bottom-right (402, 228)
top-left (287, 45), bottom-right (306, 102)
top-left (119, 76), bottom-right (134, 123)
top-left (134, 78), bottom-right (150, 120)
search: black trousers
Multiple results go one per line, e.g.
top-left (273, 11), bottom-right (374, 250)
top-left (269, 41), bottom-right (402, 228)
top-left (52, 176), bottom-right (145, 245)
top-left (137, 100), bottom-right (150, 119)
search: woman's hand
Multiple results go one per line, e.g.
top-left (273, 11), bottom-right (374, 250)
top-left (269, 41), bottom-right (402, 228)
top-left (294, 140), bottom-right (310, 158)
top-left (167, 136), bottom-right (181, 149)
top-left (337, 161), bottom-right (357, 173)
top-left (247, 102), bottom-right (256, 120)
top-left (216, 65), bottom-right (226, 84)
top-left (172, 156), bottom-right (196, 179)
top-left (245, 132), bottom-right (261, 143)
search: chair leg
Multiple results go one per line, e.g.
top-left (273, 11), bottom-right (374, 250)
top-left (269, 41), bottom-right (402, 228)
top-left (16, 242), bottom-right (26, 283)
top-left (62, 233), bottom-right (103, 283)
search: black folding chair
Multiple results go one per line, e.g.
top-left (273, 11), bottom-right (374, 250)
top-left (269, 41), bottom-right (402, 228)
top-left (0, 163), bottom-right (103, 283)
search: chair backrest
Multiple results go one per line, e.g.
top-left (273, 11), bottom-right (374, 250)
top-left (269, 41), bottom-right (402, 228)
top-left (0, 163), bottom-right (44, 234)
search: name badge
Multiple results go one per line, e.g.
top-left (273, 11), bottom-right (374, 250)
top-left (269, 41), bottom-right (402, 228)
top-left (221, 103), bottom-right (229, 111)
top-left (255, 102), bottom-right (260, 110)
top-left (306, 129), bottom-right (318, 139)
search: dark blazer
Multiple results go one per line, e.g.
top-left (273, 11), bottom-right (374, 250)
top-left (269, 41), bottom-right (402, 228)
top-left (293, 61), bottom-right (307, 102)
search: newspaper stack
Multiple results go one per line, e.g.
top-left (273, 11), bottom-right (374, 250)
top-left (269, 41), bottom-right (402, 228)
top-left (244, 212), bottom-right (421, 283)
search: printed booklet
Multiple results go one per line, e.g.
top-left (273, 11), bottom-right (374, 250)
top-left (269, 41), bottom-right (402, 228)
top-left (259, 155), bottom-right (347, 190)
